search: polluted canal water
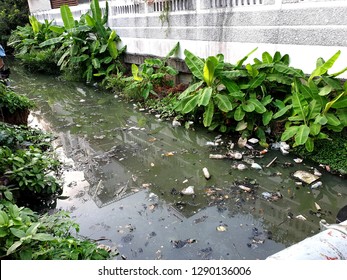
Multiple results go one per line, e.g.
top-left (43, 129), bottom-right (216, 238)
top-left (11, 65), bottom-right (347, 260)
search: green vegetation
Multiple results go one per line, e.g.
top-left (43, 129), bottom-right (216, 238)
top-left (9, 0), bottom-right (125, 82)
top-left (0, 83), bottom-right (34, 114)
top-left (0, 0), bottom-right (29, 46)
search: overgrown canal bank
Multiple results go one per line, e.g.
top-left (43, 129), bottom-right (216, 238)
top-left (10, 63), bottom-right (347, 260)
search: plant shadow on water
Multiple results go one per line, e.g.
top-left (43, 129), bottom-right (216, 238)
top-left (10, 63), bottom-right (347, 260)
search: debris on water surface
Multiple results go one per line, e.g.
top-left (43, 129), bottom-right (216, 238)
top-left (193, 215), bottom-right (208, 224)
top-left (238, 137), bottom-right (247, 148)
top-left (315, 202), bottom-right (321, 211)
top-left (239, 185), bottom-right (252, 193)
top-left (121, 234), bottom-right (134, 243)
top-left (171, 238), bottom-right (197, 248)
top-left (209, 154), bottom-right (227, 159)
top-left (248, 138), bottom-right (259, 144)
top-left (236, 163), bottom-right (247, 171)
top-left (266, 156), bottom-right (277, 168)
top-left (311, 181), bottom-right (322, 189)
top-left (293, 170), bottom-right (319, 184)
top-left (148, 192), bottom-right (158, 202)
top-left (172, 119), bottom-right (181, 127)
top-left (206, 141), bottom-right (219, 147)
top-left (313, 168), bottom-right (322, 177)
top-left (181, 186), bottom-right (195, 195)
top-left (216, 224), bottom-right (228, 232)
top-left (293, 158), bottom-right (303, 163)
top-left (251, 163), bottom-right (262, 170)
top-left (202, 167), bottom-right (211, 180)
top-left (295, 214), bottom-right (307, 221)
top-left (247, 227), bottom-right (269, 249)
top-left (93, 135), bottom-right (106, 140)
top-left (261, 191), bottom-right (282, 202)
top-left (198, 247), bottom-right (213, 259)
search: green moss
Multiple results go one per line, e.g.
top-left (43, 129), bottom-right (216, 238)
top-left (293, 130), bottom-right (347, 175)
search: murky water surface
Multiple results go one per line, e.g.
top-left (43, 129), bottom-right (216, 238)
top-left (10, 64), bottom-right (347, 259)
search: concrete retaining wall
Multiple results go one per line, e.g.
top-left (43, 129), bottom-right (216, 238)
top-left (32, 0), bottom-right (347, 77)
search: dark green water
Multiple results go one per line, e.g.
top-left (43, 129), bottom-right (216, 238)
top-left (9, 63), bottom-right (347, 259)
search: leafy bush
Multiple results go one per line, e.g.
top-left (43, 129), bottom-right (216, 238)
top-left (0, 201), bottom-right (111, 260)
top-left (0, 82), bottom-right (34, 113)
top-left (121, 43), bottom-right (179, 100)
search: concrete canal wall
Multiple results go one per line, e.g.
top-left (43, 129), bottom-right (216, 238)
top-left (31, 0), bottom-right (347, 78)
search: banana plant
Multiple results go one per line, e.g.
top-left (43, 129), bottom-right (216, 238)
top-left (278, 51), bottom-right (347, 151)
top-left (175, 49), bottom-right (234, 130)
top-left (122, 43), bottom-right (179, 100)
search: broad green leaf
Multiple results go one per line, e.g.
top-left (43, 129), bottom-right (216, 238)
top-left (305, 137), bottom-right (314, 152)
top-left (203, 57), bottom-right (218, 86)
top-left (262, 52), bottom-right (273, 63)
top-left (262, 110), bottom-right (273, 126)
top-left (309, 50), bottom-right (341, 81)
top-left (321, 76), bottom-right (343, 90)
top-left (215, 94), bottom-right (233, 112)
top-left (203, 102), bottom-right (214, 127)
top-left (49, 25), bottom-right (65, 34)
top-left (26, 222), bottom-right (41, 235)
top-left (281, 126), bottom-right (299, 141)
top-left (220, 70), bottom-right (248, 79)
top-left (178, 81), bottom-right (204, 100)
top-left (266, 73), bottom-right (292, 85)
top-left (236, 47), bottom-right (258, 68)
top-left (307, 99), bottom-right (321, 120)
top-left (234, 106), bottom-right (245, 121)
top-left (248, 73), bottom-right (266, 89)
top-left (92, 58), bottom-right (100, 69)
top-left (70, 54), bottom-right (89, 63)
top-left (261, 95), bottom-right (273, 106)
top-left (241, 101), bottom-right (255, 112)
top-left (330, 94), bottom-right (347, 109)
top-left (85, 14), bottom-right (96, 27)
top-left (248, 98), bottom-right (266, 113)
top-left (318, 85), bottom-right (333, 96)
top-left (314, 114), bottom-right (328, 125)
top-left (281, 54), bottom-right (290, 65)
top-left (91, 0), bottom-right (102, 23)
top-left (182, 94), bottom-right (200, 114)
top-left (273, 51), bottom-right (282, 62)
top-left (274, 64), bottom-right (304, 78)
top-left (10, 228), bottom-right (26, 238)
top-left (336, 108), bottom-right (347, 126)
top-left (198, 88), bottom-right (213, 106)
top-left (60, 5), bottom-right (75, 29)
top-left (144, 58), bottom-right (162, 67)
top-left (184, 49), bottom-right (204, 80)
top-left (7, 241), bottom-right (22, 255)
top-left (326, 113), bottom-right (341, 126)
top-left (294, 124), bottom-right (310, 146)
top-left (165, 42), bottom-right (180, 60)
top-left (102, 0), bottom-right (109, 25)
top-left (246, 64), bottom-right (259, 78)
top-left (107, 31), bottom-right (119, 59)
top-left (29, 16), bottom-right (41, 34)
top-left (256, 127), bottom-right (267, 143)
top-left (292, 92), bottom-right (308, 121)
top-left (39, 37), bottom-right (64, 48)
top-left (32, 233), bottom-right (55, 241)
top-left (273, 104), bottom-right (292, 119)
top-left (273, 99), bottom-right (285, 110)
top-left (309, 123), bottom-right (321, 136)
top-left (131, 64), bottom-right (143, 81)
top-left (235, 120), bottom-right (248, 131)
top-left (221, 79), bottom-right (239, 93)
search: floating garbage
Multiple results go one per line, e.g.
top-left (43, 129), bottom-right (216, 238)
top-left (229, 151), bottom-right (243, 160)
top-left (206, 141), bottom-right (219, 147)
top-left (248, 138), bottom-right (259, 144)
top-left (251, 163), bottom-right (262, 170)
top-left (202, 167), bottom-right (211, 180)
top-left (313, 168), bottom-right (322, 177)
top-left (293, 170), bottom-right (320, 184)
top-left (216, 224), bottom-right (228, 232)
top-left (293, 158), bottom-right (303, 163)
top-left (236, 163), bottom-right (247, 171)
top-left (261, 191), bottom-right (283, 201)
top-left (272, 141), bottom-right (290, 155)
top-left (239, 185), bottom-right (252, 192)
top-left (295, 215), bottom-right (307, 221)
top-left (181, 186), bottom-right (195, 195)
top-left (315, 202), bottom-right (321, 211)
top-left (171, 238), bottom-right (197, 248)
top-left (237, 137), bottom-right (247, 148)
top-left (209, 154), bottom-right (227, 159)
top-left (172, 119), bottom-right (181, 127)
top-left (311, 181), bottom-right (322, 189)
